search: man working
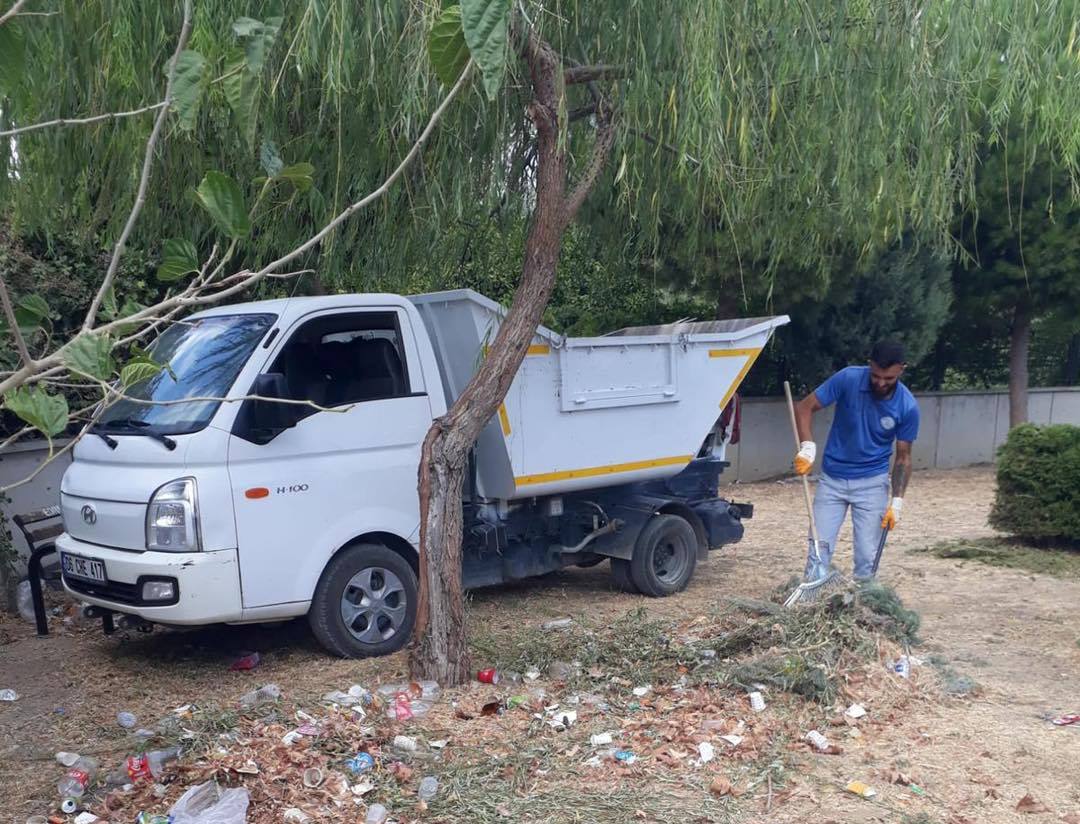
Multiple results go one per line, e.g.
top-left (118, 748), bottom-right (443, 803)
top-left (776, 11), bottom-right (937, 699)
top-left (792, 340), bottom-right (919, 581)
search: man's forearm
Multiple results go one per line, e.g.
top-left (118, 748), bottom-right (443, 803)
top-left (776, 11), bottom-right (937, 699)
top-left (794, 398), bottom-right (814, 443)
top-left (891, 457), bottom-right (912, 497)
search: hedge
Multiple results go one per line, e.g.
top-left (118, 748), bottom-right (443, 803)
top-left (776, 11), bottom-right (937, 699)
top-left (990, 423), bottom-right (1080, 543)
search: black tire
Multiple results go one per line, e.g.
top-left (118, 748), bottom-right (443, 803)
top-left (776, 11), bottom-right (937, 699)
top-left (308, 543), bottom-right (418, 658)
top-left (609, 558), bottom-right (639, 593)
top-left (629, 514), bottom-right (698, 597)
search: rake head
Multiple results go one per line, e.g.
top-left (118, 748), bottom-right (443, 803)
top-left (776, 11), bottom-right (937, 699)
top-left (783, 567), bottom-right (846, 607)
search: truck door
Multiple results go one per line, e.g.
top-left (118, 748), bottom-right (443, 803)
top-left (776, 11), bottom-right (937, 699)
top-left (227, 308), bottom-right (432, 610)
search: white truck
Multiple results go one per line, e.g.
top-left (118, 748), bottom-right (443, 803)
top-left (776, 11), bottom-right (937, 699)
top-left (56, 289), bottom-right (787, 657)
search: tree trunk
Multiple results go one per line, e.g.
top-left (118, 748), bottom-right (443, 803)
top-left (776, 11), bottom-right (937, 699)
top-left (409, 30), bottom-right (615, 685)
top-left (1064, 332), bottom-right (1080, 386)
top-left (1008, 305), bottom-right (1032, 428)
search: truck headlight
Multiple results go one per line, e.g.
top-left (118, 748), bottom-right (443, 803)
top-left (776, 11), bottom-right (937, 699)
top-left (146, 478), bottom-right (201, 552)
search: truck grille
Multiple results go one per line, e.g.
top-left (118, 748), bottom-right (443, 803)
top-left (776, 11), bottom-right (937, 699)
top-left (64, 575), bottom-right (141, 605)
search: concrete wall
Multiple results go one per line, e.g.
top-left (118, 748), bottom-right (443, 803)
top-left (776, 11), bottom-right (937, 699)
top-left (0, 440), bottom-right (72, 574)
top-left (726, 387), bottom-right (1080, 483)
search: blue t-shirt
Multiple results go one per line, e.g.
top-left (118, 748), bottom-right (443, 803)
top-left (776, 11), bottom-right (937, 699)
top-left (814, 366), bottom-right (920, 480)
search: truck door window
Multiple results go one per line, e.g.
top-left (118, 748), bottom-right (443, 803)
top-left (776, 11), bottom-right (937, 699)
top-left (270, 312), bottom-right (410, 421)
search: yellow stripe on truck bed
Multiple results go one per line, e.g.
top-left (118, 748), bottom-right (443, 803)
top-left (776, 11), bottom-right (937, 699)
top-left (515, 454), bottom-right (694, 487)
top-left (710, 346), bottom-right (763, 409)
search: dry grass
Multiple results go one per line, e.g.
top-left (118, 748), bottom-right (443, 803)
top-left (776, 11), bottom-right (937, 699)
top-left (918, 536), bottom-right (1080, 579)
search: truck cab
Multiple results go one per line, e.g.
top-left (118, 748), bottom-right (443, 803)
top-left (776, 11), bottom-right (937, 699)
top-left (57, 291), bottom-right (786, 657)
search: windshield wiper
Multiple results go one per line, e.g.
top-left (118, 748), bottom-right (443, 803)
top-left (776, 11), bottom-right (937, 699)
top-left (88, 427), bottom-right (118, 450)
top-left (97, 418), bottom-right (178, 451)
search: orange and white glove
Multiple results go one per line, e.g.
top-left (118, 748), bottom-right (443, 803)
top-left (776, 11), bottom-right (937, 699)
top-left (881, 497), bottom-right (903, 529)
top-left (794, 441), bottom-right (816, 475)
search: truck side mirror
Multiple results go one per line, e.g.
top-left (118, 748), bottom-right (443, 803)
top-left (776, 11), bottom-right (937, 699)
top-left (249, 373), bottom-right (300, 433)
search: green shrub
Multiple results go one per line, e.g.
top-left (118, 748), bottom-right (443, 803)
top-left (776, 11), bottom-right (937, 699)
top-left (990, 423), bottom-right (1080, 543)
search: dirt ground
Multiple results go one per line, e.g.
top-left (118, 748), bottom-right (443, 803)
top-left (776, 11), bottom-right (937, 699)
top-left (2, 465), bottom-right (1079, 823)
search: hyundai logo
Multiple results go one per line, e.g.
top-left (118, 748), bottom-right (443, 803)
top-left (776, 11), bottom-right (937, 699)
top-left (81, 505), bottom-right (97, 525)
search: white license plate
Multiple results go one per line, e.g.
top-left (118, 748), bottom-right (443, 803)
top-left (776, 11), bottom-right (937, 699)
top-left (62, 553), bottom-right (107, 583)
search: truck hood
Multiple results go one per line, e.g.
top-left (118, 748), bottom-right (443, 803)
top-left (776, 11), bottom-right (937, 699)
top-left (61, 427), bottom-right (237, 552)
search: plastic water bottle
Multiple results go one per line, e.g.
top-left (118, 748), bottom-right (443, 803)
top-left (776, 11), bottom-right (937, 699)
top-left (127, 746), bottom-right (181, 781)
top-left (57, 755), bottom-right (99, 802)
top-left (365, 803), bottom-right (389, 824)
top-left (418, 776), bottom-right (439, 801)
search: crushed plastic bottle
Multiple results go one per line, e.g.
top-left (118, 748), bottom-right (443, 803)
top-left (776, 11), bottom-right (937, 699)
top-left (127, 746), bottom-right (181, 781)
top-left (16, 579), bottom-right (35, 623)
top-left (239, 683), bottom-right (282, 708)
top-left (345, 752), bottom-right (375, 774)
top-left (0, 689), bottom-right (18, 701)
top-left (117, 711), bottom-right (138, 729)
top-left (365, 803), bottom-right (389, 824)
top-left (55, 751), bottom-right (81, 767)
top-left (417, 776), bottom-right (439, 802)
top-left (57, 755), bottom-right (99, 803)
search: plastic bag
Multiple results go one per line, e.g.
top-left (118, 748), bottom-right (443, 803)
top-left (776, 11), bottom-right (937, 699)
top-left (16, 580), bottom-right (35, 624)
top-left (169, 781), bottom-right (249, 824)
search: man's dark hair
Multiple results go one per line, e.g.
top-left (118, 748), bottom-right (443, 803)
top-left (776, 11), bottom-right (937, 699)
top-left (870, 339), bottom-right (906, 368)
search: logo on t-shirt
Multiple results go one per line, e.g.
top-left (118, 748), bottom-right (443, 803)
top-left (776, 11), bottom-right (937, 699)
top-left (880, 415), bottom-right (896, 431)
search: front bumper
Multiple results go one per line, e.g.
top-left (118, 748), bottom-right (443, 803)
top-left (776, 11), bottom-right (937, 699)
top-left (57, 533), bottom-right (243, 624)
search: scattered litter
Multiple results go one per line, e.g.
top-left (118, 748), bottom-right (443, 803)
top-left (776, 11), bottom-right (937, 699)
top-left (698, 742), bottom-right (715, 764)
top-left (548, 661), bottom-right (575, 681)
top-left (239, 683), bottom-right (281, 708)
top-left (302, 767), bottom-right (324, 788)
top-left (74, 814), bottom-right (99, 824)
top-left (888, 654), bottom-right (920, 678)
top-left (544, 709), bottom-right (577, 730)
top-left (55, 752), bottom-right (80, 767)
top-left (749, 691), bottom-right (766, 712)
top-left (477, 668), bottom-right (500, 684)
top-left (507, 695), bottom-right (528, 709)
top-left (845, 703), bottom-right (867, 719)
top-left (281, 730), bottom-right (304, 746)
top-left (525, 668), bottom-right (541, 681)
top-left (350, 779), bottom-right (375, 796)
top-left (135, 814), bottom-right (170, 824)
top-left (365, 803), bottom-right (389, 824)
top-left (283, 809), bottom-right (310, 824)
top-left (393, 734), bottom-right (419, 752)
top-left (234, 761), bottom-right (259, 776)
top-left (345, 753), bottom-right (375, 774)
top-left (16, 579), bottom-right (35, 623)
top-left (590, 732), bottom-right (614, 747)
top-left (720, 734), bottom-right (743, 747)
top-left (632, 685), bottom-right (652, 698)
top-left (846, 781), bottom-right (877, 799)
top-left (481, 701), bottom-right (502, 717)
top-left (699, 649), bottom-right (717, 660)
top-left (135, 729), bottom-right (156, 740)
top-left (805, 730), bottom-right (831, 751)
top-left (542, 617), bottom-right (573, 631)
top-left (228, 652), bottom-right (261, 671)
top-left (169, 781), bottom-right (249, 824)
top-left (614, 750), bottom-right (637, 764)
top-left (116, 711), bottom-right (138, 729)
top-left (347, 684), bottom-right (372, 704)
top-left (0, 689), bottom-right (19, 701)
top-left (1052, 713), bottom-right (1080, 727)
top-left (585, 755), bottom-right (603, 768)
top-left (909, 784), bottom-right (927, 797)
top-left (417, 775), bottom-right (439, 802)
top-left (429, 739), bottom-right (449, 749)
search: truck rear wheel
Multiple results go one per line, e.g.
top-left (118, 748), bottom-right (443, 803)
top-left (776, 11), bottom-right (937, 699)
top-left (630, 514), bottom-right (698, 597)
top-left (308, 543), bottom-right (418, 658)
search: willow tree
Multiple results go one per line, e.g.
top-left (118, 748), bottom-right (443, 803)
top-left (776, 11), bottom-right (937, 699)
top-left (3, 1), bottom-right (1080, 683)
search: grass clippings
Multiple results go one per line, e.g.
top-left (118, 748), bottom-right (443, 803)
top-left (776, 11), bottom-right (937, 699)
top-left (918, 537), bottom-right (1080, 579)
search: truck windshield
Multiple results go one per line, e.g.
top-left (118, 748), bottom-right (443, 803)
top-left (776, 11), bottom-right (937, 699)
top-left (97, 313), bottom-right (275, 435)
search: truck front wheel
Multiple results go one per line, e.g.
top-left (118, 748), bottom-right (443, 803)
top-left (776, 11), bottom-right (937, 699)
top-left (308, 543), bottom-right (418, 658)
top-left (630, 514), bottom-right (698, 597)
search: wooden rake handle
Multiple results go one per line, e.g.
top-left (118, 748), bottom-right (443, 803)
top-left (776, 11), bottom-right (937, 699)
top-left (784, 381), bottom-right (820, 546)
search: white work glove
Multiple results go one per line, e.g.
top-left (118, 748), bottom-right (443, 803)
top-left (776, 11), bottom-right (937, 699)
top-left (794, 441), bottom-right (816, 475)
top-left (881, 497), bottom-right (903, 529)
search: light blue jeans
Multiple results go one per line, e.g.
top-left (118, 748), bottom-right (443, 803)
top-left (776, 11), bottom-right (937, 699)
top-left (806, 472), bottom-right (890, 581)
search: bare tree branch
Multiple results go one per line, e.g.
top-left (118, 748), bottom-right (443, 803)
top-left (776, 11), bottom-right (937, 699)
top-left (0, 272), bottom-right (33, 366)
top-left (0, 58), bottom-right (474, 401)
top-left (0, 102), bottom-right (168, 139)
top-left (81, 0), bottom-right (193, 332)
top-left (563, 64), bottom-right (626, 85)
top-left (0, 0), bottom-right (28, 28)
top-left (628, 126), bottom-right (701, 168)
top-left (564, 101), bottom-right (617, 221)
